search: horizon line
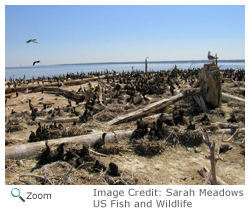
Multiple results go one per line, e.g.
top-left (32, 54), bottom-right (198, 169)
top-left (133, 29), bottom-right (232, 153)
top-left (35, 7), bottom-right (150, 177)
top-left (6, 59), bottom-right (245, 68)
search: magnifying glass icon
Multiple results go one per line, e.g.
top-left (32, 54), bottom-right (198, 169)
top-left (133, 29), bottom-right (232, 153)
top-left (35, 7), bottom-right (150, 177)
top-left (11, 188), bottom-right (25, 202)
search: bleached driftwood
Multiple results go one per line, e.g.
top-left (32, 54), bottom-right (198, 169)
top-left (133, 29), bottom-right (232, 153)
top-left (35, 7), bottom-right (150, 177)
top-left (5, 75), bottom-right (107, 94)
top-left (210, 128), bottom-right (245, 136)
top-left (215, 122), bottom-right (243, 129)
top-left (222, 92), bottom-right (245, 102)
top-left (5, 129), bottom-right (134, 160)
top-left (35, 117), bottom-right (79, 123)
top-left (106, 92), bottom-right (187, 126)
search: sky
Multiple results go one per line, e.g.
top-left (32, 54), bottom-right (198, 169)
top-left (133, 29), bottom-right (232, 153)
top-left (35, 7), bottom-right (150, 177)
top-left (5, 4), bottom-right (245, 67)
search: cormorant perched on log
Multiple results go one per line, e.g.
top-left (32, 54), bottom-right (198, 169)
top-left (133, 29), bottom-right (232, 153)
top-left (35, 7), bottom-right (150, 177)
top-left (44, 143), bottom-right (65, 164)
top-left (37, 140), bottom-right (50, 165)
top-left (65, 149), bottom-right (77, 162)
top-left (53, 143), bottom-right (65, 161)
top-left (93, 133), bottom-right (106, 150)
top-left (75, 145), bottom-right (94, 168)
top-left (36, 122), bottom-right (42, 136)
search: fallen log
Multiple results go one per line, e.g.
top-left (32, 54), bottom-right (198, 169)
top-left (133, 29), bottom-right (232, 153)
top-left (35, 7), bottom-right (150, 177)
top-left (106, 92), bottom-right (188, 126)
top-left (215, 122), bottom-right (243, 129)
top-left (5, 76), bottom-right (108, 94)
top-left (35, 117), bottom-right (79, 123)
top-left (5, 129), bottom-right (134, 160)
top-left (222, 92), bottom-right (245, 102)
top-left (209, 128), bottom-right (245, 136)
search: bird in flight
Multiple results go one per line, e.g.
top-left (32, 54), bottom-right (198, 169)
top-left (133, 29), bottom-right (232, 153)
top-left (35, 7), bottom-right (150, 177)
top-left (33, 60), bottom-right (41, 66)
top-left (26, 39), bottom-right (39, 44)
top-left (207, 51), bottom-right (218, 61)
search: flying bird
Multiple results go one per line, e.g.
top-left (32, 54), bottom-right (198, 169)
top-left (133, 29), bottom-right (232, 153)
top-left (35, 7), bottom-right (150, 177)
top-left (33, 60), bottom-right (41, 66)
top-left (26, 39), bottom-right (39, 44)
top-left (207, 51), bottom-right (218, 61)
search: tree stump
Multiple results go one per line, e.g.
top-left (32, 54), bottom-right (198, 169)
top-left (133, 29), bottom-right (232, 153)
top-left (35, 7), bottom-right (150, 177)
top-left (198, 61), bottom-right (222, 108)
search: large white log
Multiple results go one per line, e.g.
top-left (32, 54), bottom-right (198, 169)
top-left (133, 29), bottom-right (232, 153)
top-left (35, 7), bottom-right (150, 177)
top-left (106, 92), bottom-right (186, 126)
top-left (5, 129), bottom-right (134, 160)
top-left (222, 92), bottom-right (245, 102)
top-left (35, 117), bottom-right (79, 123)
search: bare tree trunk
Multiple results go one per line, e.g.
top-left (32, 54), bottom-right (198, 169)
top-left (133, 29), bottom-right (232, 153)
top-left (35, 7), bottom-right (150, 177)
top-left (198, 62), bottom-right (222, 108)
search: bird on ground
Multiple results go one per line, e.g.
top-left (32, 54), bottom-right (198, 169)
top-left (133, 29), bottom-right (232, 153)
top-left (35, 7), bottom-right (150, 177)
top-left (33, 60), bottom-right (41, 66)
top-left (93, 160), bottom-right (107, 172)
top-left (28, 99), bottom-right (34, 110)
top-left (108, 162), bottom-right (120, 176)
top-left (187, 120), bottom-right (195, 130)
top-left (26, 39), bottom-right (39, 44)
top-left (207, 51), bottom-right (218, 61)
top-left (11, 109), bottom-right (17, 114)
top-left (219, 144), bottom-right (233, 154)
top-left (200, 114), bottom-right (211, 125)
top-left (38, 95), bottom-right (44, 101)
top-left (93, 133), bottom-right (106, 150)
top-left (227, 114), bottom-right (237, 123)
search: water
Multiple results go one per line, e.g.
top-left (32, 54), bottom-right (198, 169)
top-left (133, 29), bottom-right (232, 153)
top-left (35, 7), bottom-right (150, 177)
top-left (5, 60), bottom-right (245, 80)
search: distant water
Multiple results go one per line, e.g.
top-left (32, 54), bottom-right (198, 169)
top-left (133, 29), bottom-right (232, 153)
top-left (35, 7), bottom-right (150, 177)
top-left (5, 60), bottom-right (245, 80)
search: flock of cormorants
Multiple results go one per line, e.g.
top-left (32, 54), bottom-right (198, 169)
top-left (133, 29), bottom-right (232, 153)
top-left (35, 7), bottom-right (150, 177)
top-left (6, 59), bottom-right (245, 181)
top-left (35, 134), bottom-right (120, 177)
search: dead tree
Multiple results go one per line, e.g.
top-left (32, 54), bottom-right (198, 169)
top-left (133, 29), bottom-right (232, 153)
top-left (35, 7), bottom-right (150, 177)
top-left (197, 61), bottom-right (222, 108)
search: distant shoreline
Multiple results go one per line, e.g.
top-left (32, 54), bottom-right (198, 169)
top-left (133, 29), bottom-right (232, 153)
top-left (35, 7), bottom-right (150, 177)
top-left (6, 59), bottom-right (245, 69)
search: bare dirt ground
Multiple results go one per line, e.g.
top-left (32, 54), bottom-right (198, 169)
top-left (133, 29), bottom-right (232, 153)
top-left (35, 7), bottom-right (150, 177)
top-left (5, 72), bottom-right (245, 185)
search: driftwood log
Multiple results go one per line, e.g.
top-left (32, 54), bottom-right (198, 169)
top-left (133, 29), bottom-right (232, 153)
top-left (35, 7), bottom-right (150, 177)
top-left (5, 129), bottom-right (134, 160)
top-left (35, 117), bottom-right (79, 123)
top-left (222, 92), bottom-right (245, 102)
top-left (5, 75), bottom-right (107, 94)
top-left (106, 92), bottom-right (188, 126)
